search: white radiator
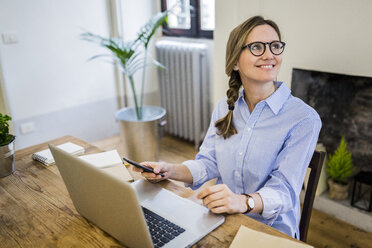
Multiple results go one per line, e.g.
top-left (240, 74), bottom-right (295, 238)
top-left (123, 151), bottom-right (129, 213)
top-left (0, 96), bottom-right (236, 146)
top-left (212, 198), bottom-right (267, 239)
top-left (156, 39), bottom-right (210, 148)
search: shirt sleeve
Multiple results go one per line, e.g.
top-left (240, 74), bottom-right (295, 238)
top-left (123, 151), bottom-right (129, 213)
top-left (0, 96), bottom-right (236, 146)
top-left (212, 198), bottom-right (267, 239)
top-left (182, 105), bottom-right (223, 190)
top-left (257, 115), bottom-right (322, 225)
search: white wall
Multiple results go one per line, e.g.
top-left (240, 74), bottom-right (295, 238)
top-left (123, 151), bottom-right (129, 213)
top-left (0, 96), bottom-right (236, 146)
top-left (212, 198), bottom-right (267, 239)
top-left (0, 0), bottom-right (118, 148)
top-left (120, 0), bottom-right (162, 106)
top-left (214, 0), bottom-right (372, 106)
top-left (0, 0), bottom-right (116, 119)
top-left (0, 66), bottom-right (9, 114)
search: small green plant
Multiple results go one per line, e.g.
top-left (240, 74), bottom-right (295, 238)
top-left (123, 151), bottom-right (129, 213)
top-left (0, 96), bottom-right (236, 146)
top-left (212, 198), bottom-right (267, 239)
top-left (0, 113), bottom-right (15, 146)
top-left (327, 136), bottom-right (354, 185)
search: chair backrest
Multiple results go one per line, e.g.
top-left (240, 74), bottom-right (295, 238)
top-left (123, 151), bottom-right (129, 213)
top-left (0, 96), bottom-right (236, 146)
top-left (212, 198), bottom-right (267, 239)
top-left (299, 150), bottom-right (326, 242)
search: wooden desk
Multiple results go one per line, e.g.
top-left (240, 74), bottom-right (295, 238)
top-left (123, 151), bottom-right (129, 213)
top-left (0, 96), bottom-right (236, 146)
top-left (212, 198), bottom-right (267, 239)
top-left (0, 136), bottom-right (299, 247)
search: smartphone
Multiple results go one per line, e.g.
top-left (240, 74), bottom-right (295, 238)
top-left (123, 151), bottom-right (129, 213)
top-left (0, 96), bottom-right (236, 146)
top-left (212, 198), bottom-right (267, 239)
top-left (122, 157), bottom-right (164, 177)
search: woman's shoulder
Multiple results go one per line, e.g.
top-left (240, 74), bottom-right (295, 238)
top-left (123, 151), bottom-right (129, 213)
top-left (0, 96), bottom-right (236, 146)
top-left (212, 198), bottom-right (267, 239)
top-left (214, 89), bottom-right (244, 112)
top-left (284, 95), bottom-right (321, 122)
top-left (211, 96), bottom-right (229, 117)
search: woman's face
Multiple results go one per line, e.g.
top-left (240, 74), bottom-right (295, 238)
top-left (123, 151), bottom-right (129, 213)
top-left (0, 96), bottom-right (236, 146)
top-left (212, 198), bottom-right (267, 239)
top-left (236, 24), bottom-right (282, 85)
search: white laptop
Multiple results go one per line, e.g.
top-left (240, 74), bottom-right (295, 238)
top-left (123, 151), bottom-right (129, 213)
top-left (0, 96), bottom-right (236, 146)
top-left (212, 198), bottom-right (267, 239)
top-left (49, 144), bottom-right (224, 248)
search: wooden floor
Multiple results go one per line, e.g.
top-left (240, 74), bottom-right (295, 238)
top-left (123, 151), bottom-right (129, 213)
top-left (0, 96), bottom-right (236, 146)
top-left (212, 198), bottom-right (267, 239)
top-left (92, 135), bottom-right (372, 248)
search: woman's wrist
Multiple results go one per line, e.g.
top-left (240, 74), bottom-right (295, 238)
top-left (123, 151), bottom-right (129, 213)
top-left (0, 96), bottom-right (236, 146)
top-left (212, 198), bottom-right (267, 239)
top-left (250, 193), bottom-right (263, 214)
top-left (167, 163), bottom-right (193, 184)
top-left (165, 162), bottom-right (175, 179)
top-left (240, 193), bottom-right (263, 214)
top-left (240, 194), bottom-right (249, 213)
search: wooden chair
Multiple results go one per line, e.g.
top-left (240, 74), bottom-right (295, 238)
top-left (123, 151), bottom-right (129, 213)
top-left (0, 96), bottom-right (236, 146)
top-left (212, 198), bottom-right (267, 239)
top-left (299, 150), bottom-right (326, 242)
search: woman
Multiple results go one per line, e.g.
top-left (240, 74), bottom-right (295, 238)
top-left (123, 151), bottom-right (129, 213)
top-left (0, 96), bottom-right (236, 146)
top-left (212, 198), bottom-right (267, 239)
top-left (134, 16), bottom-right (321, 239)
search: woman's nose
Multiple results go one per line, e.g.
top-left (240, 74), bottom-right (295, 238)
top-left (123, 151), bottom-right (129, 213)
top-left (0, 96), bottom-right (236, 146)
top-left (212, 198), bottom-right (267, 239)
top-left (261, 44), bottom-right (274, 59)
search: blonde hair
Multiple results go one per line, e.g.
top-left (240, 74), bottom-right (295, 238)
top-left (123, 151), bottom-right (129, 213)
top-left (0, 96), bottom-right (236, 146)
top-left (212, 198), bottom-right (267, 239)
top-left (215, 16), bottom-right (282, 139)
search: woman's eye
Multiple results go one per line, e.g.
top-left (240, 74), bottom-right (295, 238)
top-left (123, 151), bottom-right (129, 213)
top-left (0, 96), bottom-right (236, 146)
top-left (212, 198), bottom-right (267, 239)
top-left (271, 42), bottom-right (281, 50)
top-left (251, 44), bottom-right (262, 50)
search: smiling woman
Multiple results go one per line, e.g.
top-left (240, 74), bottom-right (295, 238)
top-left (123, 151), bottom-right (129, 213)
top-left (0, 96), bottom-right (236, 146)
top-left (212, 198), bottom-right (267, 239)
top-left (133, 15), bottom-right (322, 240)
top-left (234, 24), bottom-right (283, 101)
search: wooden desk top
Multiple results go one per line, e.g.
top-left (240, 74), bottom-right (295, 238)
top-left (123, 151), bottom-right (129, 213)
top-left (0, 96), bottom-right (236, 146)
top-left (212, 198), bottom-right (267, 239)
top-left (0, 135), bottom-right (299, 247)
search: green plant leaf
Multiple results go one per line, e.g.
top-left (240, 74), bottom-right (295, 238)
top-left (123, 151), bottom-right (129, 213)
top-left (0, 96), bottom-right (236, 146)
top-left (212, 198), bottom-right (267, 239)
top-left (0, 113), bottom-right (14, 146)
top-left (136, 11), bottom-right (168, 49)
top-left (151, 58), bottom-right (166, 70)
top-left (327, 136), bottom-right (354, 184)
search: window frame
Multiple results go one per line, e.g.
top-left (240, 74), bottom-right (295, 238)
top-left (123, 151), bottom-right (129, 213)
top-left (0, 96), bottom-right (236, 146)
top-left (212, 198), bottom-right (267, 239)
top-left (161, 0), bottom-right (213, 39)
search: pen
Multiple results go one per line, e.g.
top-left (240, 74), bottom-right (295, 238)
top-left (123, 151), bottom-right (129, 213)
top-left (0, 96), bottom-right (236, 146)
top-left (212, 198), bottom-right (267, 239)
top-left (123, 157), bottom-right (165, 177)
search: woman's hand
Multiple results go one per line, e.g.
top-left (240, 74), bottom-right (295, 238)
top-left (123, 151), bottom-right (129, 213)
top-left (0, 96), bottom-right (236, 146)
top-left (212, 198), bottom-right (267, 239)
top-left (197, 184), bottom-right (247, 214)
top-left (132, 161), bottom-right (171, 183)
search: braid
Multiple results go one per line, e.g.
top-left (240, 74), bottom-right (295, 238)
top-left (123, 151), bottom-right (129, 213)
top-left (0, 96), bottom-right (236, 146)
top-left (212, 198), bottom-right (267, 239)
top-left (215, 71), bottom-right (242, 139)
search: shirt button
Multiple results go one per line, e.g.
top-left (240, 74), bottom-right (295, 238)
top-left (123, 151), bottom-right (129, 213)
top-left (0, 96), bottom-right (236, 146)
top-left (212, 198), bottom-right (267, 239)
top-left (247, 127), bottom-right (251, 131)
top-left (239, 152), bottom-right (243, 156)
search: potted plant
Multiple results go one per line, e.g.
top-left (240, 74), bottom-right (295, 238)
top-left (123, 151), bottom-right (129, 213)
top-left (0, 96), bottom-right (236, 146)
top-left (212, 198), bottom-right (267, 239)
top-left (81, 11), bottom-right (168, 162)
top-left (0, 113), bottom-right (16, 177)
top-left (327, 136), bottom-right (354, 200)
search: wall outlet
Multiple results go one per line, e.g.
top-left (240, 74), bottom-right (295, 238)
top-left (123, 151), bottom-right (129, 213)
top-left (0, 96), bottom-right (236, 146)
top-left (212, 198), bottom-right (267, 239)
top-left (2, 32), bottom-right (19, 44)
top-left (20, 122), bottom-right (35, 135)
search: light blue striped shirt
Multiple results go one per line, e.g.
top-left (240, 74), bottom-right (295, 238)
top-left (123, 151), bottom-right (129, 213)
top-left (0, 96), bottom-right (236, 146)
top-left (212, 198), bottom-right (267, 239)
top-left (183, 81), bottom-right (321, 238)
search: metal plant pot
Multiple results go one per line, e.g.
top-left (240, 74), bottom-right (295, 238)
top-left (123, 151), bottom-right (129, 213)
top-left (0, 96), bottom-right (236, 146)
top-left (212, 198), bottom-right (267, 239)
top-left (0, 136), bottom-right (15, 178)
top-left (116, 106), bottom-right (166, 162)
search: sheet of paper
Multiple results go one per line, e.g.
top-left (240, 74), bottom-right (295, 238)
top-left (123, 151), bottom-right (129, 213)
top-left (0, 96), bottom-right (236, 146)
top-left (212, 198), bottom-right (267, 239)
top-left (79, 150), bottom-right (122, 168)
top-left (229, 225), bottom-right (313, 248)
top-left (101, 165), bottom-right (133, 182)
top-left (79, 150), bottom-right (133, 182)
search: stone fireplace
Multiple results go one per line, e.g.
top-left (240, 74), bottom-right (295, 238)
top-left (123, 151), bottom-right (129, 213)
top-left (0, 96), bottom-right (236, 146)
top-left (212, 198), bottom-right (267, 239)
top-left (292, 68), bottom-right (372, 231)
top-left (291, 68), bottom-right (372, 172)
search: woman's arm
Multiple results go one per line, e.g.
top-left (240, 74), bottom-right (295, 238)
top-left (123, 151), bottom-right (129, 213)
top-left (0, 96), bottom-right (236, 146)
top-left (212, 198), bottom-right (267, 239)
top-left (134, 101), bottom-right (225, 187)
top-left (197, 115), bottom-right (320, 216)
top-left (197, 184), bottom-right (264, 214)
top-left (257, 116), bottom-right (321, 223)
top-left (133, 161), bottom-right (193, 184)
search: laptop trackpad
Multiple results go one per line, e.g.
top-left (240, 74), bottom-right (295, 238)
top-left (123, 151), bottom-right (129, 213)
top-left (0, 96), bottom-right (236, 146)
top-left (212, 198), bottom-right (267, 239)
top-left (132, 180), bottom-right (222, 233)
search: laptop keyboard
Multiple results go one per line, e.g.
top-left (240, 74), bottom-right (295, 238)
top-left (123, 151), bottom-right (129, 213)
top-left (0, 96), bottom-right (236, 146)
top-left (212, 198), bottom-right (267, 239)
top-left (142, 207), bottom-right (186, 248)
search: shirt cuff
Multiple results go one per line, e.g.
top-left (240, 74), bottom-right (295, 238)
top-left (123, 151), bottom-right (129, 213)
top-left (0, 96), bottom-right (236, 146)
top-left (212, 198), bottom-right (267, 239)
top-left (182, 160), bottom-right (208, 190)
top-left (257, 187), bottom-right (282, 225)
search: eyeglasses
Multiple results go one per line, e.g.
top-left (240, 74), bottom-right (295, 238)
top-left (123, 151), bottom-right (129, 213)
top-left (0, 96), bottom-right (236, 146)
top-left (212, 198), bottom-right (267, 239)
top-left (242, 41), bottom-right (286, 56)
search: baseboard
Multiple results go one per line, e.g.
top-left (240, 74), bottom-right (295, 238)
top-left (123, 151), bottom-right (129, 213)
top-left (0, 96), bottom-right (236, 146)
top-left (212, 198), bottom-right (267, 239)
top-left (300, 190), bottom-right (372, 232)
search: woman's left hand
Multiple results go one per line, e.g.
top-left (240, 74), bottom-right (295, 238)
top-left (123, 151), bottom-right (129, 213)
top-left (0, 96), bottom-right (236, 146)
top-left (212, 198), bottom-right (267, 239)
top-left (197, 184), bottom-right (247, 214)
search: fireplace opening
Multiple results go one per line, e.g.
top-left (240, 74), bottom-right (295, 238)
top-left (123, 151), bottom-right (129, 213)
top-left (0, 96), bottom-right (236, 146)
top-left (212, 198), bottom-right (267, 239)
top-left (291, 68), bottom-right (372, 173)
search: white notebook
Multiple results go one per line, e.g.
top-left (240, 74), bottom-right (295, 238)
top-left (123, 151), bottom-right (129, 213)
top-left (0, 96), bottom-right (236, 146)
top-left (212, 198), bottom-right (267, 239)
top-left (32, 142), bottom-right (85, 166)
top-left (79, 150), bottom-right (133, 182)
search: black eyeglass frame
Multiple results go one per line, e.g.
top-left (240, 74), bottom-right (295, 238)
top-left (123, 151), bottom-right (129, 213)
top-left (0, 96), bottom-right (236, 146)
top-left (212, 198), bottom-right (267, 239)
top-left (241, 41), bottom-right (286, 56)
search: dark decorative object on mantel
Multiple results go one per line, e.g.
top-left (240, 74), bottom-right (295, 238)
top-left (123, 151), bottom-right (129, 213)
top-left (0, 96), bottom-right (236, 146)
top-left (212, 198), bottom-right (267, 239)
top-left (351, 171), bottom-right (372, 212)
top-left (291, 68), bottom-right (372, 173)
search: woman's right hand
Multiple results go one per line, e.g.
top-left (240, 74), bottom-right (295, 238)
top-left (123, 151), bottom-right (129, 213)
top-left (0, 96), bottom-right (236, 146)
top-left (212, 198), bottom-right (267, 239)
top-left (132, 161), bottom-right (171, 183)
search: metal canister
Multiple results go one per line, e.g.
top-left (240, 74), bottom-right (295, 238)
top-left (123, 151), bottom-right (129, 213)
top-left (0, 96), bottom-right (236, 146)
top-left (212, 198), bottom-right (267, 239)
top-left (116, 106), bottom-right (166, 162)
top-left (0, 136), bottom-right (15, 177)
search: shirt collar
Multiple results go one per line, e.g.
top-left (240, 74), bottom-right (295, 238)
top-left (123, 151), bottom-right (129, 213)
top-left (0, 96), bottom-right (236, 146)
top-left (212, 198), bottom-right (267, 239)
top-left (238, 81), bottom-right (291, 115)
top-left (264, 81), bottom-right (291, 115)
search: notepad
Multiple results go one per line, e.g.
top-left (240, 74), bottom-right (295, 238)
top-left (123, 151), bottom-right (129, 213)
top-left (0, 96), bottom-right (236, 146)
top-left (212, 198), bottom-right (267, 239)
top-left (32, 142), bottom-right (85, 166)
top-left (229, 225), bottom-right (313, 248)
top-left (79, 150), bottom-right (133, 182)
top-left (79, 150), bottom-right (122, 168)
